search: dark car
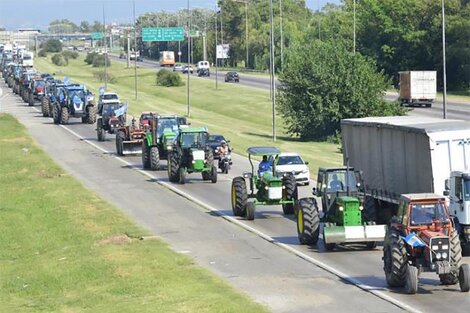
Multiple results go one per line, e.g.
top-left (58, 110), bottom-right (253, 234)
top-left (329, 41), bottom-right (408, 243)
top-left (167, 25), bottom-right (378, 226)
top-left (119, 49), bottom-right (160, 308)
top-left (224, 71), bottom-right (239, 83)
top-left (207, 134), bottom-right (230, 159)
top-left (198, 68), bottom-right (210, 77)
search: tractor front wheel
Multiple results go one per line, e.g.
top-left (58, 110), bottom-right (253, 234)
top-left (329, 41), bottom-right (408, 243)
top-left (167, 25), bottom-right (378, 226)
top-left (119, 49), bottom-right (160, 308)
top-left (210, 165), bottom-right (217, 183)
top-left (383, 228), bottom-right (407, 287)
top-left (246, 201), bottom-right (255, 220)
top-left (141, 141), bottom-right (150, 169)
top-left (405, 266), bottom-right (419, 294)
top-left (296, 197), bottom-right (320, 245)
top-left (440, 230), bottom-right (462, 285)
top-left (116, 131), bottom-right (125, 156)
top-left (178, 167), bottom-right (186, 184)
top-left (459, 264), bottom-right (470, 292)
top-left (52, 106), bottom-right (60, 124)
top-left (167, 153), bottom-right (179, 182)
top-left (97, 120), bottom-right (106, 142)
top-left (41, 97), bottom-right (49, 117)
top-left (85, 105), bottom-right (96, 124)
top-left (28, 93), bottom-right (34, 106)
top-left (231, 177), bottom-right (247, 217)
top-left (150, 146), bottom-right (160, 170)
top-left (60, 107), bottom-right (69, 125)
top-left (282, 174), bottom-right (298, 215)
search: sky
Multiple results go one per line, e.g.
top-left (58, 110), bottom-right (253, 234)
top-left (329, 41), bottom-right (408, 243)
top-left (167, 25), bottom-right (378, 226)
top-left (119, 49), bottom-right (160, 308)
top-left (0, 0), bottom-right (341, 30)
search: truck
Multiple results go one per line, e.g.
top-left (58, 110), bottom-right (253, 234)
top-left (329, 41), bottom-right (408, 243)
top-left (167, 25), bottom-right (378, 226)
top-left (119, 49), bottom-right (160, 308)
top-left (159, 51), bottom-right (175, 67)
top-left (341, 116), bottom-right (470, 250)
top-left (22, 51), bottom-right (34, 67)
top-left (399, 71), bottom-right (436, 107)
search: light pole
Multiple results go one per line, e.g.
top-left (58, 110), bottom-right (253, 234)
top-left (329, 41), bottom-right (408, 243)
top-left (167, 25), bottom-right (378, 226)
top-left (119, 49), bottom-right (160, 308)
top-left (215, 5), bottom-right (219, 89)
top-left (441, 0), bottom-right (447, 119)
top-left (280, 0), bottom-right (283, 70)
top-left (269, 0), bottom-right (276, 141)
top-left (102, 3), bottom-right (107, 90)
top-left (133, 0), bottom-right (137, 100)
top-left (353, 0), bottom-right (356, 54)
top-left (187, 0), bottom-right (191, 117)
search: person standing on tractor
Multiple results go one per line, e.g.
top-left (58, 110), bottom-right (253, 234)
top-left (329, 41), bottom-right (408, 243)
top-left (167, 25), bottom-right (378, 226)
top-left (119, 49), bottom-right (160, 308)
top-left (258, 155), bottom-right (272, 176)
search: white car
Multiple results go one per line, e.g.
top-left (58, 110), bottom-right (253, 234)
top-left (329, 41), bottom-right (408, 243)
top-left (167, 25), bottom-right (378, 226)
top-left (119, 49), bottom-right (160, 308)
top-left (274, 152), bottom-right (310, 185)
top-left (99, 92), bottom-right (120, 105)
top-left (173, 64), bottom-right (183, 72)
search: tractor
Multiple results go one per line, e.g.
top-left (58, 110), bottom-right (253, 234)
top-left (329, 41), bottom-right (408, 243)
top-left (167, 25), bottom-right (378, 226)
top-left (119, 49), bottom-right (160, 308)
top-left (296, 167), bottom-right (385, 250)
top-left (115, 118), bottom-right (146, 156)
top-left (142, 113), bottom-right (188, 170)
top-left (96, 101), bottom-right (124, 141)
top-left (383, 193), bottom-right (470, 294)
top-left (52, 84), bottom-right (96, 125)
top-left (26, 77), bottom-right (45, 106)
top-left (167, 128), bottom-right (217, 184)
top-left (41, 79), bottom-right (62, 117)
top-left (231, 147), bottom-right (298, 220)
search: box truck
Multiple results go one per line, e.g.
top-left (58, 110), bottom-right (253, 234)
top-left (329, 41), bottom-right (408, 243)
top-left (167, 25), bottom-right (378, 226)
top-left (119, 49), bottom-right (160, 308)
top-left (159, 51), bottom-right (175, 67)
top-left (399, 71), bottom-right (436, 107)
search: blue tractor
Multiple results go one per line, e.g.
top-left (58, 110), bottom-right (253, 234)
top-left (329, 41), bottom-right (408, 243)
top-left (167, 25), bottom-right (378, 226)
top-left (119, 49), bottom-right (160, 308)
top-left (52, 84), bottom-right (96, 125)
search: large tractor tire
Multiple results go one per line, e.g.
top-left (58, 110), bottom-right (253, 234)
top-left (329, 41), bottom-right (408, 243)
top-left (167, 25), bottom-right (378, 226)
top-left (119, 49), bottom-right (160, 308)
top-left (282, 174), bottom-right (298, 215)
top-left (323, 223), bottom-right (337, 251)
top-left (297, 197), bottom-right (320, 245)
top-left (97, 120), bottom-right (106, 142)
top-left (28, 92), bottom-right (34, 106)
top-left (440, 230), bottom-right (462, 285)
top-left (383, 228), bottom-right (408, 287)
top-left (141, 141), bottom-right (151, 169)
top-left (41, 98), bottom-right (50, 117)
top-left (60, 107), bottom-right (69, 125)
top-left (178, 167), bottom-right (186, 184)
top-left (459, 264), bottom-right (470, 292)
top-left (405, 266), bottom-right (419, 294)
top-left (231, 177), bottom-right (247, 217)
top-left (210, 165), bottom-right (217, 183)
top-left (85, 105), bottom-right (96, 124)
top-left (202, 171), bottom-right (211, 181)
top-left (205, 148), bottom-right (214, 165)
top-left (246, 201), bottom-right (256, 221)
top-left (52, 105), bottom-right (60, 124)
top-left (150, 146), bottom-right (160, 170)
top-left (116, 131), bottom-right (125, 156)
top-left (167, 153), bottom-right (179, 182)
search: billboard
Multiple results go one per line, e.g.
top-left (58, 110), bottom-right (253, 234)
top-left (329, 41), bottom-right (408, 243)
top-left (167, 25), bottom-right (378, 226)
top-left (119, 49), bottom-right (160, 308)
top-left (216, 44), bottom-right (230, 59)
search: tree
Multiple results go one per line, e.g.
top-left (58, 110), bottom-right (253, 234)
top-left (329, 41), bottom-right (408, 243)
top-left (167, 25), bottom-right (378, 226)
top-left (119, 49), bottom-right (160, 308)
top-left (91, 21), bottom-right (103, 32)
top-left (278, 40), bottom-right (404, 141)
top-left (48, 19), bottom-right (78, 33)
top-left (43, 39), bottom-right (63, 52)
top-left (79, 21), bottom-right (91, 33)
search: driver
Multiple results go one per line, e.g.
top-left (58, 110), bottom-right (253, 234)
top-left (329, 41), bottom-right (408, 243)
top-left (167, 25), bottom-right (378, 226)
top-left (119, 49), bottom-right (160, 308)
top-left (329, 173), bottom-right (344, 191)
top-left (258, 155), bottom-right (272, 176)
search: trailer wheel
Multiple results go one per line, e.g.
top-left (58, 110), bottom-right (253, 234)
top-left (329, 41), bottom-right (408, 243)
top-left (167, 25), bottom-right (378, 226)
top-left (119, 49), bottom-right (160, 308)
top-left (459, 264), bottom-right (470, 292)
top-left (296, 197), bottom-right (320, 245)
top-left (150, 146), bottom-right (160, 170)
top-left (440, 230), bottom-right (462, 285)
top-left (383, 228), bottom-right (407, 287)
top-left (405, 266), bottom-right (419, 294)
top-left (282, 174), bottom-right (298, 215)
top-left (231, 177), bottom-right (247, 217)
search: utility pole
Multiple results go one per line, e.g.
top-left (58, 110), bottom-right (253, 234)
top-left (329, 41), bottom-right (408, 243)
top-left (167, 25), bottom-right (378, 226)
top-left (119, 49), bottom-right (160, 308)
top-left (133, 0), bottom-right (137, 100)
top-left (215, 5), bottom-right (218, 89)
top-left (245, 0), bottom-right (248, 68)
top-left (269, 0), bottom-right (276, 141)
top-left (353, 0), bottom-right (356, 54)
top-left (187, 0), bottom-right (191, 117)
top-left (127, 33), bottom-right (130, 68)
top-left (220, 5), bottom-right (224, 68)
top-left (280, 0), bottom-right (283, 70)
top-left (441, 0), bottom-right (447, 119)
top-left (178, 13), bottom-right (181, 63)
top-left (102, 3), bottom-right (108, 90)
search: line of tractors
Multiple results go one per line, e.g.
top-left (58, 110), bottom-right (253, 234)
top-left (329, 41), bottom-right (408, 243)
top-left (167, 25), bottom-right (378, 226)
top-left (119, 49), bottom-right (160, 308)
top-left (2, 59), bottom-right (469, 296)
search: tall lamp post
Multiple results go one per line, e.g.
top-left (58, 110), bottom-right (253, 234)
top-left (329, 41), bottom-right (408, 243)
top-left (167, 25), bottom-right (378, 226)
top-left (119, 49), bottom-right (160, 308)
top-left (269, 0), bottom-right (276, 141)
top-left (133, 0), bottom-right (137, 100)
top-left (441, 0), bottom-right (447, 119)
top-left (187, 0), bottom-right (191, 117)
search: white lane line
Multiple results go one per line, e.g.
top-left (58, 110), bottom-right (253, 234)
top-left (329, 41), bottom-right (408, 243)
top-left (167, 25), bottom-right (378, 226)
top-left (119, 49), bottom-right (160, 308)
top-left (30, 106), bottom-right (419, 313)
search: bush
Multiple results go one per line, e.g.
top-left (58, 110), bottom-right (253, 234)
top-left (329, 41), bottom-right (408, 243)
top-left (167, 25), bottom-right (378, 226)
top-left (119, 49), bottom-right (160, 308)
top-left (84, 52), bottom-right (97, 65)
top-left (38, 49), bottom-right (47, 57)
top-left (92, 54), bottom-right (111, 67)
top-left (155, 70), bottom-right (184, 87)
top-left (62, 50), bottom-right (79, 60)
top-left (44, 39), bottom-right (63, 53)
top-left (93, 70), bottom-right (117, 84)
top-left (51, 53), bottom-right (68, 66)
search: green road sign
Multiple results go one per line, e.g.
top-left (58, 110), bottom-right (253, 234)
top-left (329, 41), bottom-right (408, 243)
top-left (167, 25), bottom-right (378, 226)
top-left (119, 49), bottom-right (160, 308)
top-left (142, 27), bottom-right (185, 42)
top-left (91, 32), bottom-right (104, 40)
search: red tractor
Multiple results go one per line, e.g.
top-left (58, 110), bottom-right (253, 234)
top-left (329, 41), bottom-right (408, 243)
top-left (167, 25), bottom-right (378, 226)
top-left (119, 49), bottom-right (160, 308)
top-left (383, 193), bottom-right (470, 294)
top-left (115, 117), bottom-right (146, 156)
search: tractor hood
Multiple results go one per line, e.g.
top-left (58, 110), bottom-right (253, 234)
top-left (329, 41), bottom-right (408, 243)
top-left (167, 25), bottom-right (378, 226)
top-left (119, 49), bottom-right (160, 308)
top-left (419, 229), bottom-right (450, 245)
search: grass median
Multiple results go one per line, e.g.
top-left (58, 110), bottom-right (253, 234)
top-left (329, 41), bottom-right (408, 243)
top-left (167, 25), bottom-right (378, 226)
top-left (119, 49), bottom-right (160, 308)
top-left (34, 55), bottom-right (342, 176)
top-left (0, 113), bottom-right (267, 313)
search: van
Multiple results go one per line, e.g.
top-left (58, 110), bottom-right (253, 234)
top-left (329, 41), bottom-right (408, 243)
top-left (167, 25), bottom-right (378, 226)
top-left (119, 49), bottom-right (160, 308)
top-left (197, 61), bottom-right (210, 73)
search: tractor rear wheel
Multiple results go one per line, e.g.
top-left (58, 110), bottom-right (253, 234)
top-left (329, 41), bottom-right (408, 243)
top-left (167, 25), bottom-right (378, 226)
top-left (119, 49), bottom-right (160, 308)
top-left (405, 266), bottom-right (418, 294)
top-left (459, 264), bottom-right (470, 292)
top-left (60, 107), bottom-right (69, 124)
top-left (167, 153), bottom-right (180, 183)
top-left (28, 93), bottom-right (34, 106)
top-left (205, 148), bottom-right (214, 165)
top-left (282, 174), bottom-right (298, 215)
top-left (440, 230), bottom-right (462, 285)
top-left (246, 201), bottom-right (255, 220)
top-left (52, 105), bottom-right (60, 124)
top-left (97, 120), bottom-right (106, 142)
top-left (178, 167), bottom-right (186, 184)
top-left (231, 177), bottom-right (247, 217)
top-left (41, 98), bottom-right (49, 117)
top-left (150, 146), bottom-right (160, 170)
top-left (116, 131), bottom-right (125, 156)
top-left (383, 228), bottom-right (408, 287)
top-left (296, 197), bottom-right (320, 245)
top-left (210, 165), bottom-right (217, 183)
top-left (85, 105), bottom-right (96, 124)
top-left (141, 141), bottom-right (150, 169)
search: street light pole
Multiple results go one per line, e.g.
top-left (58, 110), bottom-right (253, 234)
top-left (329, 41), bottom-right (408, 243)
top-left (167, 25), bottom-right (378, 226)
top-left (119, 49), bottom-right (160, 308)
top-left (245, 0), bottom-right (248, 68)
top-left (353, 0), bottom-right (356, 54)
top-left (215, 5), bottom-right (218, 89)
top-left (102, 3), bottom-right (108, 90)
top-left (133, 0), bottom-right (138, 100)
top-left (441, 0), bottom-right (447, 119)
top-left (280, 0), bottom-right (283, 70)
top-left (269, 0), bottom-right (276, 142)
top-left (187, 0), bottom-right (191, 117)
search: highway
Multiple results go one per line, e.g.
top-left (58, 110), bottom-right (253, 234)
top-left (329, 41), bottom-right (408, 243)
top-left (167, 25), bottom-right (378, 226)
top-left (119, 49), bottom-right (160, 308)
top-left (2, 81), bottom-right (470, 313)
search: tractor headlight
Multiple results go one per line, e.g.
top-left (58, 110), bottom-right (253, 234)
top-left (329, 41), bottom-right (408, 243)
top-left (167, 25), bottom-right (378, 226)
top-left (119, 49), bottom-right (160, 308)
top-left (441, 244), bottom-right (449, 250)
top-left (265, 186), bottom-right (269, 190)
top-left (167, 145), bottom-right (172, 151)
top-left (432, 245), bottom-right (439, 251)
top-left (359, 205), bottom-right (364, 211)
top-left (436, 252), bottom-right (442, 260)
top-left (441, 252), bottom-right (448, 259)
top-left (192, 160), bottom-right (195, 164)
top-left (339, 206), bottom-right (344, 212)
top-left (282, 186), bottom-right (286, 189)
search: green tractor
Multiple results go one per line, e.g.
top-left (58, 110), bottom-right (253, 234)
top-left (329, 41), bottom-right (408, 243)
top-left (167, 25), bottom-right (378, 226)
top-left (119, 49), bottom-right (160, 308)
top-left (231, 147), bottom-right (298, 220)
top-left (142, 113), bottom-right (188, 170)
top-left (167, 127), bottom-right (217, 184)
top-left (296, 167), bottom-right (386, 250)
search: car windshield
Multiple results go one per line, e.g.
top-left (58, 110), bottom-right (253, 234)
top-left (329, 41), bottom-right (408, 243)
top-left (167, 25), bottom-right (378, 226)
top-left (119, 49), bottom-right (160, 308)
top-left (326, 171), bottom-right (357, 192)
top-left (181, 132), bottom-right (206, 148)
top-left (464, 178), bottom-right (470, 201)
top-left (157, 118), bottom-right (178, 136)
top-left (34, 80), bottom-right (45, 87)
top-left (207, 135), bottom-right (225, 143)
top-left (410, 202), bottom-right (449, 225)
top-left (103, 94), bottom-right (118, 100)
top-left (277, 155), bottom-right (303, 166)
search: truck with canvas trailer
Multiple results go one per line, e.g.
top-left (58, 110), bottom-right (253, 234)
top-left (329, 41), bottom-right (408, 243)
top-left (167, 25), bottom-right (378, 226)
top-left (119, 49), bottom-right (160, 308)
top-left (341, 116), bottom-right (470, 252)
top-left (159, 51), bottom-right (175, 67)
top-left (399, 71), bottom-right (436, 107)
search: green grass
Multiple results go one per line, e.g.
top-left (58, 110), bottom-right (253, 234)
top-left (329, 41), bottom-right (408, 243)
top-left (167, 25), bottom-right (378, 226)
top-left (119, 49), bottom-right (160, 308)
top-left (0, 113), bottom-right (267, 313)
top-left (35, 55), bottom-right (342, 176)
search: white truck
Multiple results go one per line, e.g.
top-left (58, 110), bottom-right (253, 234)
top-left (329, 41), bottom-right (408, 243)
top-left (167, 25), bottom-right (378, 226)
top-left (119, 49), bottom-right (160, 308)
top-left (22, 51), bottom-right (34, 67)
top-left (341, 116), bottom-right (470, 249)
top-left (399, 70), bottom-right (437, 107)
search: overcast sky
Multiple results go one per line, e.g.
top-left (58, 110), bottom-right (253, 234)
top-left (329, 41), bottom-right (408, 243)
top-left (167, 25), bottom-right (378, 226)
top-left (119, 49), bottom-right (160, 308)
top-left (0, 0), bottom-right (341, 30)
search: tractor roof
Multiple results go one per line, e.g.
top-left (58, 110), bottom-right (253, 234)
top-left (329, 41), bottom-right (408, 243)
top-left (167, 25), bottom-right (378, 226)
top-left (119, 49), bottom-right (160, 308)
top-left (247, 146), bottom-right (280, 156)
top-left (401, 193), bottom-right (445, 202)
top-left (318, 166), bottom-right (355, 172)
top-left (180, 127), bottom-right (207, 133)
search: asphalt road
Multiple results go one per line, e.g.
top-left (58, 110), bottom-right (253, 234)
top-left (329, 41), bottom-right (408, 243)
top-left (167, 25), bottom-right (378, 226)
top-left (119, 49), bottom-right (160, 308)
top-left (2, 81), bottom-right (470, 313)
